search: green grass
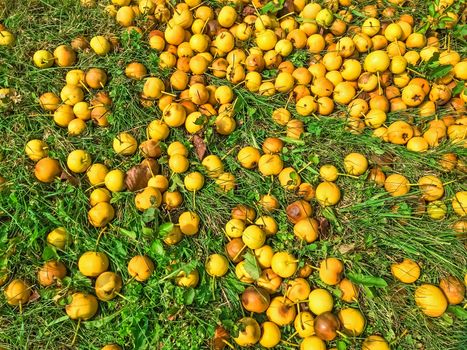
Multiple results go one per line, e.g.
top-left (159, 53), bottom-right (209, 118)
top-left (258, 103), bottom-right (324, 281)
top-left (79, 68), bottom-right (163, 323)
top-left (1, 0), bottom-right (466, 349)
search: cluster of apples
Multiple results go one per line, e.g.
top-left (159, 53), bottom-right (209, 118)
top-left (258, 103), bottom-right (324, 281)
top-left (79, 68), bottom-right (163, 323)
top-left (102, 0), bottom-right (467, 150)
top-left (205, 203), bottom-right (387, 349)
top-left (391, 258), bottom-right (465, 318)
top-left (38, 66), bottom-right (113, 133)
top-left (2, 219), bottom-right (151, 350)
top-left (316, 152), bottom-right (466, 227)
top-left (369, 165), bottom-right (467, 223)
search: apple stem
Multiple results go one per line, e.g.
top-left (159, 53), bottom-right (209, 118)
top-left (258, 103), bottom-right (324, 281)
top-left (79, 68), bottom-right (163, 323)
top-left (336, 330), bottom-right (347, 339)
top-left (189, 1), bottom-right (206, 12)
top-left (278, 12), bottom-right (294, 20)
top-left (376, 71), bottom-right (382, 96)
top-left (233, 244), bottom-right (248, 261)
top-left (125, 275), bottom-right (137, 285)
top-left (201, 21), bottom-right (208, 34)
top-left (297, 160), bottom-right (314, 174)
top-left (286, 330), bottom-right (299, 342)
top-left (406, 67), bottom-right (425, 78)
top-left (19, 301), bottom-right (23, 314)
top-left (442, 179), bottom-right (457, 186)
top-left (280, 340), bottom-right (299, 347)
top-left (221, 339), bottom-right (235, 349)
top-left (336, 172), bottom-right (359, 179)
top-left (95, 227), bottom-right (107, 248)
top-left (221, 146), bottom-right (238, 161)
top-left (162, 91), bottom-right (177, 97)
top-left (233, 80), bottom-right (245, 89)
top-left (251, 2), bottom-right (264, 27)
top-left (71, 318), bottom-right (81, 346)
top-left (285, 92), bottom-right (293, 109)
top-left (114, 291), bottom-right (130, 302)
top-left (394, 38), bottom-right (402, 56)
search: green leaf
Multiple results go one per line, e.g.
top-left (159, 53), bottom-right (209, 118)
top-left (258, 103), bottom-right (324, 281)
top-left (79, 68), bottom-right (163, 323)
top-left (183, 288), bottom-right (196, 305)
top-left (158, 222), bottom-right (174, 238)
top-left (428, 2), bottom-right (435, 16)
top-left (42, 246), bottom-right (58, 261)
top-left (45, 315), bottom-right (69, 328)
top-left (363, 285), bottom-right (375, 299)
top-left (142, 207), bottom-right (157, 223)
top-left (260, 2), bottom-right (279, 14)
top-left (431, 64), bottom-right (452, 79)
top-left (247, 106), bottom-right (257, 117)
top-left (119, 228), bottom-right (137, 240)
top-left (150, 239), bottom-right (165, 256)
top-left (337, 340), bottom-right (348, 350)
top-left (447, 305), bottom-right (467, 320)
top-left (243, 252), bottom-right (261, 280)
top-left (452, 81), bottom-right (465, 96)
top-left (281, 137), bottom-right (305, 145)
top-left (82, 311), bottom-right (121, 329)
top-left (347, 272), bottom-right (387, 288)
top-left (194, 115), bottom-right (207, 125)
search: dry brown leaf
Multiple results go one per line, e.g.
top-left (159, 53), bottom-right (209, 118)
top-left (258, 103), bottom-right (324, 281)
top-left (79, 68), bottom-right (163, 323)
top-left (242, 5), bottom-right (255, 16)
top-left (125, 164), bottom-right (152, 192)
top-left (28, 290), bottom-right (40, 303)
top-left (318, 217), bottom-right (330, 238)
top-left (192, 135), bottom-right (207, 160)
top-left (60, 171), bottom-right (79, 186)
top-left (370, 152), bottom-right (396, 167)
top-left (212, 326), bottom-right (229, 350)
top-left (278, 0), bottom-right (294, 16)
top-left (139, 140), bottom-right (162, 158)
top-left (338, 243), bottom-right (356, 255)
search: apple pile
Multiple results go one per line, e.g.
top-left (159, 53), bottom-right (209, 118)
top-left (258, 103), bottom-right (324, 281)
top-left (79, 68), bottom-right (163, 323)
top-left (219, 202), bottom-right (382, 348)
top-left (1, 0), bottom-right (466, 348)
top-left (100, 0), bottom-right (466, 153)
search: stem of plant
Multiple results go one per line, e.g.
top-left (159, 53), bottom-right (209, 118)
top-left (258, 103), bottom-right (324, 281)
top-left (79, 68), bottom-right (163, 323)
top-left (115, 291), bottom-right (130, 302)
top-left (71, 318), bottom-right (81, 346)
top-left (125, 275), bottom-right (137, 285)
top-left (222, 339), bottom-right (235, 349)
top-left (297, 161), bottom-right (314, 174)
top-left (337, 172), bottom-right (360, 179)
top-left (281, 340), bottom-right (299, 347)
top-left (286, 330), bottom-right (299, 342)
top-left (233, 244), bottom-right (248, 262)
top-left (162, 91), bottom-right (177, 97)
top-left (95, 227), bottom-right (107, 248)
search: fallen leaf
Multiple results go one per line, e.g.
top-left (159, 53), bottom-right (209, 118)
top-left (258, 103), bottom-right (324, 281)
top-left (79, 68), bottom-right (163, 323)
top-left (212, 326), bottom-right (229, 350)
top-left (338, 243), bottom-right (356, 255)
top-left (192, 135), bottom-right (207, 160)
top-left (242, 5), bottom-right (255, 16)
top-left (317, 217), bottom-right (330, 238)
top-left (60, 171), bottom-right (79, 186)
top-left (370, 152), bottom-right (396, 167)
top-left (278, 0), bottom-right (294, 16)
top-left (28, 290), bottom-right (40, 303)
top-left (141, 158), bottom-right (160, 175)
top-left (125, 164), bottom-right (152, 192)
top-left (139, 140), bottom-right (162, 158)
